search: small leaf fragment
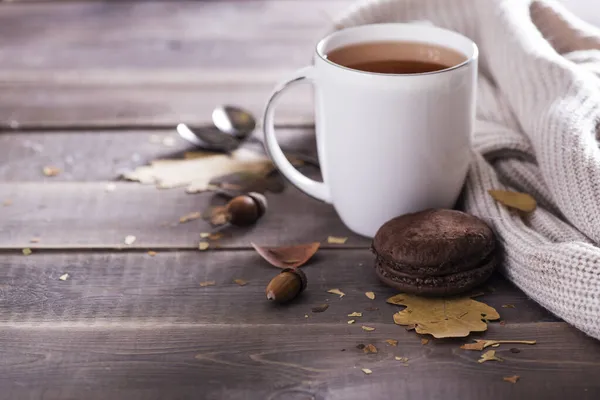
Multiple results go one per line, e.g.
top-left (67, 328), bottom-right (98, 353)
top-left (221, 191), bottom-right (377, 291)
top-left (421, 338), bottom-right (430, 345)
top-left (200, 281), bottom-right (216, 287)
top-left (58, 273), bottom-right (69, 281)
top-left (488, 190), bottom-right (536, 213)
top-left (348, 312), bottom-right (362, 317)
top-left (327, 236), bottom-right (348, 244)
top-left (234, 279), bottom-right (247, 286)
top-left (461, 339), bottom-right (536, 351)
top-left (251, 242), bottom-right (320, 269)
top-left (124, 235), bottom-right (136, 245)
top-left (147, 251), bottom-right (157, 256)
top-left (361, 368), bottom-right (372, 375)
top-left (198, 242), bottom-right (210, 251)
top-left (502, 304), bottom-right (516, 308)
top-left (365, 306), bottom-right (379, 312)
top-left (200, 232), bottom-right (210, 238)
top-left (179, 211), bottom-right (202, 223)
top-left (385, 339), bottom-right (398, 346)
top-left (327, 288), bottom-right (345, 298)
top-left (394, 356), bottom-right (408, 362)
top-left (503, 375), bottom-right (520, 384)
top-left (312, 304), bottom-right (329, 313)
top-left (43, 166), bottom-right (61, 177)
top-left (30, 238), bottom-right (41, 243)
top-left (363, 344), bottom-right (377, 354)
top-left (478, 350), bottom-right (503, 363)
top-left (348, 320), bottom-right (355, 324)
top-left (208, 232), bottom-right (224, 240)
top-left (361, 326), bottom-right (375, 332)
top-left (365, 292), bottom-right (375, 300)
top-left (22, 248), bottom-right (32, 256)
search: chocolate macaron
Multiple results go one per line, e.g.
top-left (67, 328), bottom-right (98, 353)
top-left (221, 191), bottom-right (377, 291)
top-left (372, 209), bottom-right (496, 296)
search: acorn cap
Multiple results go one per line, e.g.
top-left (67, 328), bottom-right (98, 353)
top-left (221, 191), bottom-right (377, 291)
top-left (281, 267), bottom-right (307, 292)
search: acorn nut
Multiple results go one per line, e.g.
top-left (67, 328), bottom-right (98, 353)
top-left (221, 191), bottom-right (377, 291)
top-left (265, 268), bottom-right (307, 303)
top-left (226, 192), bottom-right (267, 226)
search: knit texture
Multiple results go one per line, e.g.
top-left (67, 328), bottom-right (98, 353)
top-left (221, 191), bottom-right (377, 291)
top-left (333, 0), bottom-right (600, 339)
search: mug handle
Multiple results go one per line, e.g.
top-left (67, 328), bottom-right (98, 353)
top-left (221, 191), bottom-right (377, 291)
top-left (263, 66), bottom-right (332, 203)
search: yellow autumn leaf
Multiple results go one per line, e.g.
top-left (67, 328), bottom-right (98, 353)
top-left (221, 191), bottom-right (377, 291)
top-left (461, 339), bottom-right (536, 351)
top-left (385, 339), bottom-right (398, 346)
top-left (387, 293), bottom-right (500, 339)
top-left (348, 312), bottom-right (362, 317)
top-left (361, 326), bottom-right (375, 332)
top-left (488, 190), bottom-right (536, 213)
top-left (365, 292), bottom-right (375, 300)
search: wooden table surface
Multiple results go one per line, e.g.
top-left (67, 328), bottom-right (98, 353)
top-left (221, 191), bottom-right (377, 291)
top-left (1, 1), bottom-right (599, 399)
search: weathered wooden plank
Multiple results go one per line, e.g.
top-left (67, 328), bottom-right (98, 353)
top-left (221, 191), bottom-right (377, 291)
top-left (0, 322), bottom-right (597, 400)
top-left (0, 1), bottom-right (350, 127)
top-left (0, 250), bottom-right (557, 325)
top-left (0, 128), bottom-right (317, 181)
top-left (0, 182), bottom-right (369, 248)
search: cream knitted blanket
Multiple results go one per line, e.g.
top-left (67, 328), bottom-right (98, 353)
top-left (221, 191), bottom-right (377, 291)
top-left (334, 0), bottom-right (600, 339)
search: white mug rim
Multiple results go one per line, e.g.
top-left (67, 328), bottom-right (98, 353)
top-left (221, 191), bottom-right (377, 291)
top-left (315, 22), bottom-right (479, 77)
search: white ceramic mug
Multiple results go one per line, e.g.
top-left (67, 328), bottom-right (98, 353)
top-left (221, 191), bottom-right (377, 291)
top-left (263, 23), bottom-right (478, 237)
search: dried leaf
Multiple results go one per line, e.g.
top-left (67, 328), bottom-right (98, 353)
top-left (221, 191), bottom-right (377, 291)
top-left (251, 242), bottom-right (320, 269)
top-left (43, 166), bottom-right (61, 177)
top-left (327, 236), bottom-right (348, 244)
top-left (304, 314), bottom-right (309, 318)
top-left (361, 326), bottom-right (375, 332)
top-left (198, 242), bottom-right (210, 251)
top-left (478, 350), bottom-right (503, 363)
top-left (200, 281), bottom-right (216, 287)
top-left (200, 232), bottom-right (210, 238)
top-left (123, 148), bottom-right (273, 192)
top-left (421, 338), bottom-right (430, 345)
top-left (312, 304), bottom-right (329, 313)
top-left (348, 320), bottom-right (355, 324)
top-left (361, 368), bottom-right (372, 375)
top-left (124, 235), bottom-right (136, 245)
top-left (59, 273), bottom-right (69, 281)
top-left (327, 288), bottom-right (345, 298)
top-left (22, 248), bottom-right (32, 256)
top-left (385, 339), bottom-right (398, 346)
top-left (503, 375), bottom-right (520, 384)
top-left (179, 211), bottom-right (202, 223)
top-left (105, 183), bottom-right (117, 192)
top-left (234, 279), bottom-right (247, 286)
top-left (460, 339), bottom-right (536, 351)
top-left (363, 344), bottom-right (377, 354)
top-left (502, 304), bottom-right (516, 308)
top-left (208, 206), bottom-right (229, 226)
top-left (387, 293), bottom-right (500, 339)
top-left (147, 251), bottom-right (157, 256)
top-left (488, 190), bottom-right (536, 213)
top-left (348, 312), bottom-right (362, 317)
top-left (208, 232), bottom-right (224, 240)
top-left (394, 356), bottom-right (408, 362)
top-left (30, 238), bottom-right (40, 243)
top-left (365, 292), bottom-right (375, 300)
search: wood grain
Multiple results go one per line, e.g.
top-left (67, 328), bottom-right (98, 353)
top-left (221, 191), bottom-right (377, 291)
top-left (0, 322), bottom-right (597, 400)
top-left (0, 250), bottom-right (558, 325)
top-left (0, 128), bottom-right (317, 181)
top-left (0, 182), bottom-right (369, 249)
top-left (0, 1), bottom-right (351, 127)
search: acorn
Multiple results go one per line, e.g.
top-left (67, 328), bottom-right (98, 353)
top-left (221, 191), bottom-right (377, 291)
top-left (226, 192), bottom-right (267, 226)
top-left (265, 268), bottom-right (307, 304)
